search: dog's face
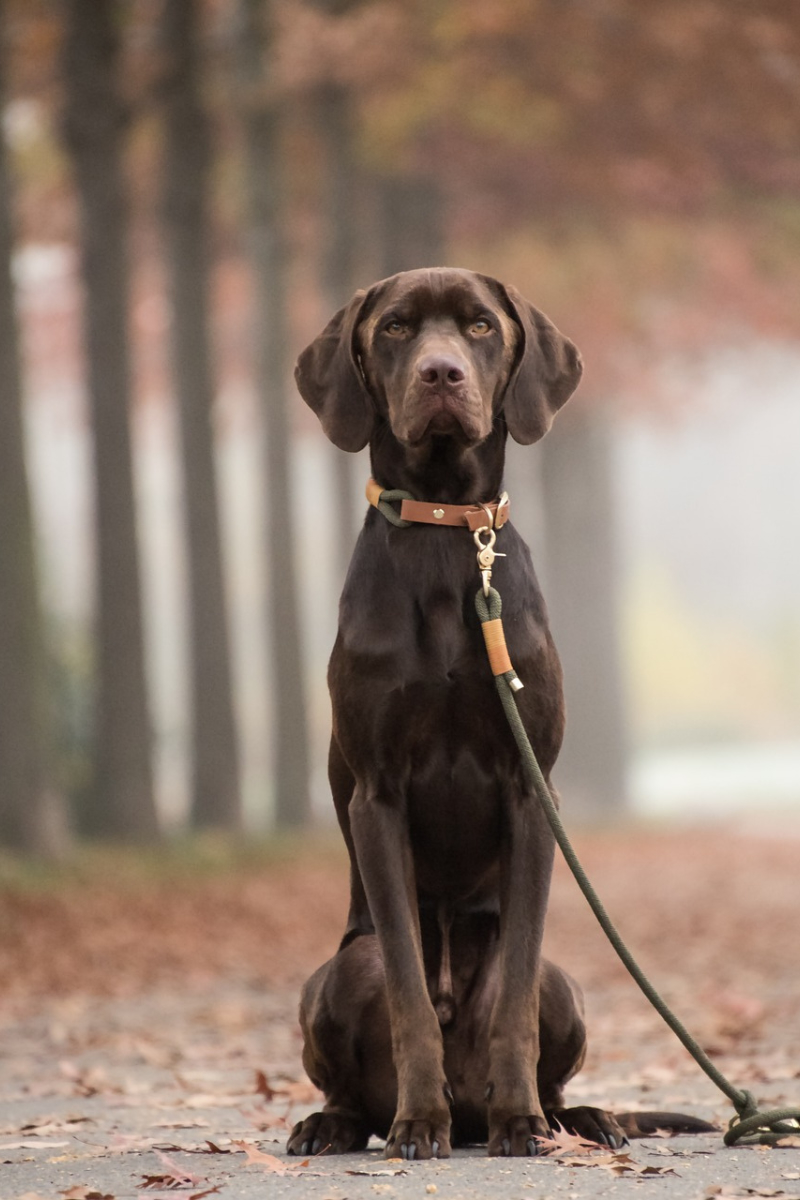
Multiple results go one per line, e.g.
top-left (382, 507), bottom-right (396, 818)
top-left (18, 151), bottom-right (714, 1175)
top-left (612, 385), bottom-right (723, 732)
top-left (356, 270), bottom-right (518, 447)
top-left (296, 268), bottom-right (583, 453)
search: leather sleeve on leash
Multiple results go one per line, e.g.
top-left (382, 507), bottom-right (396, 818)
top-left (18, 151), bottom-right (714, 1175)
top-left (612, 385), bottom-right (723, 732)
top-left (481, 618), bottom-right (513, 677)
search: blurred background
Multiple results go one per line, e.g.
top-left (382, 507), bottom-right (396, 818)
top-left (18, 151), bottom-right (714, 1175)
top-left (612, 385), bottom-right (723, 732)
top-left (1, 0), bottom-right (800, 857)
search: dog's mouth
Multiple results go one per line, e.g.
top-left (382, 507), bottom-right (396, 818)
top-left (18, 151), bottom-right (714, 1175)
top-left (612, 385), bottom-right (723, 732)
top-left (403, 392), bottom-right (487, 446)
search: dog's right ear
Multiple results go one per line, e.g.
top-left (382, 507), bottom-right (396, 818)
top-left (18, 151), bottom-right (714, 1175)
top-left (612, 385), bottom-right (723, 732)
top-left (295, 290), bottom-right (374, 452)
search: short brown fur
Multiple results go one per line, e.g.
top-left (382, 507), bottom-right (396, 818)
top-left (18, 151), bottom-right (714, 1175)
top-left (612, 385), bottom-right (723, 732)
top-left (288, 268), bottom-right (714, 1159)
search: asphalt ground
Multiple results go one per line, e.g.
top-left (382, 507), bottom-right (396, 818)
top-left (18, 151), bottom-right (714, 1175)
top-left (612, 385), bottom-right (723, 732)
top-left (1, 829), bottom-right (798, 1198)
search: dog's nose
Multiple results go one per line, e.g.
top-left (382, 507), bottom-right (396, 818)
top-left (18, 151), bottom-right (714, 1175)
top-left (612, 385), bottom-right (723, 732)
top-left (418, 355), bottom-right (466, 387)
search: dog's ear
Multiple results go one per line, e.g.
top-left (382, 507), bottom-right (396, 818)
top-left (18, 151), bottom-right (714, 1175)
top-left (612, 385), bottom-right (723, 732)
top-left (491, 281), bottom-right (583, 445)
top-left (295, 289), bottom-right (374, 452)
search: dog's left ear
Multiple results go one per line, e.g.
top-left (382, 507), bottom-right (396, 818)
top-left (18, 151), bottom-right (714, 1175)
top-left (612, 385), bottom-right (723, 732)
top-left (295, 289), bottom-right (374, 452)
top-left (490, 280), bottom-right (583, 445)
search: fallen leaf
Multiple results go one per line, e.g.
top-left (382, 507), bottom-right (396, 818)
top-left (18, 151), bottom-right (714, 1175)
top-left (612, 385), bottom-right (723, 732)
top-left (703, 1189), bottom-right (800, 1199)
top-left (537, 1126), bottom-right (606, 1157)
top-left (550, 1149), bottom-right (676, 1177)
top-left (150, 1121), bottom-right (210, 1131)
top-left (254, 1070), bottom-right (277, 1101)
top-left (20, 1118), bottom-right (92, 1137)
top-left (230, 1139), bottom-right (308, 1174)
top-left (346, 1169), bottom-right (408, 1177)
top-left (139, 1151), bottom-right (207, 1190)
top-left (60, 1189), bottom-right (115, 1200)
top-left (183, 1095), bottom-right (238, 1110)
top-left (1, 1140), bottom-right (71, 1150)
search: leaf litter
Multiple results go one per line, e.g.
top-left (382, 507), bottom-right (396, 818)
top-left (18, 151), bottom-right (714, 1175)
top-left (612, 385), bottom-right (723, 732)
top-left (1, 833), bottom-right (798, 1191)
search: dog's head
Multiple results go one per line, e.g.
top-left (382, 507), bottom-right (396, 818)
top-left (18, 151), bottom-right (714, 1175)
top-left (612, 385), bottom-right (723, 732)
top-left (295, 267), bottom-right (583, 452)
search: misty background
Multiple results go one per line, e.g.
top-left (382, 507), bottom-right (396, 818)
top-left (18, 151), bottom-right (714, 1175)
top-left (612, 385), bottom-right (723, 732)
top-left (2, 0), bottom-right (799, 854)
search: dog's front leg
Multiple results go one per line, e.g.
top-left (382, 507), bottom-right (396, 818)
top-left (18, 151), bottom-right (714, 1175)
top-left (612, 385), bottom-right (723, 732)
top-left (486, 785), bottom-right (556, 1156)
top-left (349, 784), bottom-right (452, 1160)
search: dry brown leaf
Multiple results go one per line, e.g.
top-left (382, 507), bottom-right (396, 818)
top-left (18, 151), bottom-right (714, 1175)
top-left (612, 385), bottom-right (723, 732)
top-left (151, 1121), bottom-right (210, 1131)
top-left (57, 1062), bottom-right (115, 1098)
top-left (704, 1189), bottom-right (800, 1199)
top-left (183, 1095), bottom-right (238, 1110)
top-left (1, 1140), bottom-right (70, 1150)
top-left (537, 1126), bottom-right (605, 1156)
top-left (549, 1148), bottom-right (676, 1177)
top-left (254, 1070), bottom-right (278, 1101)
top-left (230, 1139), bottom-right (308, 1173)
top-left (139, 1151), bottom-right (206, 1190)
top-left (20, 1118), bottom-right (91, 1137)
top-left (60, 1189), bottom-right (115, 1200)
top-left (346, 1168), bottom-right (408, 1177)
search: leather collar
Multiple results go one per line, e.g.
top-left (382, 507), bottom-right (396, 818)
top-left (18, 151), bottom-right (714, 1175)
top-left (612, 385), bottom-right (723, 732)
top-left (366, 477), bottom-right (510, 532)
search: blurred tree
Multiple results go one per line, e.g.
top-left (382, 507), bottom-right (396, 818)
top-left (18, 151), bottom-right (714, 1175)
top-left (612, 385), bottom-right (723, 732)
top-left (236, 0), bottom-right (310, 827)
top-left (160, 0), bottom-right (241, 830)
top-left (62, 0), bottom-right (158, 841)
top-left (539, 407), bottom-right (628, 817)
top-left (315, 79), bottom-right (360, 569)
top-left (333, 0), bottom-right (800, 815)
top-left (307, 0), bottom-right (366, 566)
top-left (0, 6), bottom-right (59, 854)
top-left (375, 173), bottom-right (445, 277)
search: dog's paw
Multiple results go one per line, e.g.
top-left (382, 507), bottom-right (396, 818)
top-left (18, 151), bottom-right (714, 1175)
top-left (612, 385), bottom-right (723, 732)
top-left (384, 1117), bottom-right (451, 1160)
top-left (287, 1110), bottom-right (369, 1156)
top-left (547, 1105), bottom-right (629, 1149)
top-left (488, 1113), bottom-right (551, 1156)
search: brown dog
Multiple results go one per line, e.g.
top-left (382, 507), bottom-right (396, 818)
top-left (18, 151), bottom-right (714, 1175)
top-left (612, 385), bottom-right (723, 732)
top-left (287, 268), bottom-right (710, 1159)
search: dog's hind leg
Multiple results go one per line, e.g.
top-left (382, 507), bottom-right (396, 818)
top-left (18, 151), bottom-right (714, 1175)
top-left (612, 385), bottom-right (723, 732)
top-left (287, 935), bottom-right (396, 1155)
top-left (328, 738), bottom-right (373, 947)
top-left (537, 960), bottom-right (628, 1147)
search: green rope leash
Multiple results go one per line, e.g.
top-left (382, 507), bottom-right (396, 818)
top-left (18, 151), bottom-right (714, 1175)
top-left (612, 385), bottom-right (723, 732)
top-left (475, 584), bottom-right (800, 1149)
top-left (371, 480), bottom-right (798, 1146)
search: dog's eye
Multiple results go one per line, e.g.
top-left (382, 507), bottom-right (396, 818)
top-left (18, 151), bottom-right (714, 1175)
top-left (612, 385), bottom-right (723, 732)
top-left (470, 318), bottom-right (493, 335)
top-left (383, 319), bottom-right (406, 336)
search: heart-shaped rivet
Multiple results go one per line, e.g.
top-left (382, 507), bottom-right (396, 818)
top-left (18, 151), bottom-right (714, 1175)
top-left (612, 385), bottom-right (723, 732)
top-left (433, 508), bottom-right (445, 519)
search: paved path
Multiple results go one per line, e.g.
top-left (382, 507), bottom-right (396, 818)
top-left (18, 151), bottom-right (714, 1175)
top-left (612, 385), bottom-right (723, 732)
top-left (2, 982), bottom-right (798, 1200)
top-left (2, 831), bottom-right (799, 1197)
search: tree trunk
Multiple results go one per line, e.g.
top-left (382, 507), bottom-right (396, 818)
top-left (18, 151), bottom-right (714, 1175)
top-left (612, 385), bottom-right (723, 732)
top-left (160, 0), bottom-right (241, 830)
top-left (236, 0), bottom-right (310, 827)
top-left (375, 173), bottom-right (445, 277)
top-left (0, 15), bottom-right (57, 854)
top-left (539, 405), bottom-right (628, 818)
top-left (316, 82), bottom-right (359, 568)
top-left (62, 0), bottom-right (158, 841)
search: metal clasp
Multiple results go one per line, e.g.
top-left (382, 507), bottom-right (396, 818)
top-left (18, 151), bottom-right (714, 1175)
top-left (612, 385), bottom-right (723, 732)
top-left (473, 525), bottom-right (505, 596)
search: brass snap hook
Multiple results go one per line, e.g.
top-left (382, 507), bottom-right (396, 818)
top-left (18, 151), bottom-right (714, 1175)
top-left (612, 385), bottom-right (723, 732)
top-left (473, 526), bottom-right (504, 596)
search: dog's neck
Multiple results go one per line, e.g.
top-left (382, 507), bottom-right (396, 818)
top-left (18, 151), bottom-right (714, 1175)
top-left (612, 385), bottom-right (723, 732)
top-left (369, 422), bottom-right (507, 505)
